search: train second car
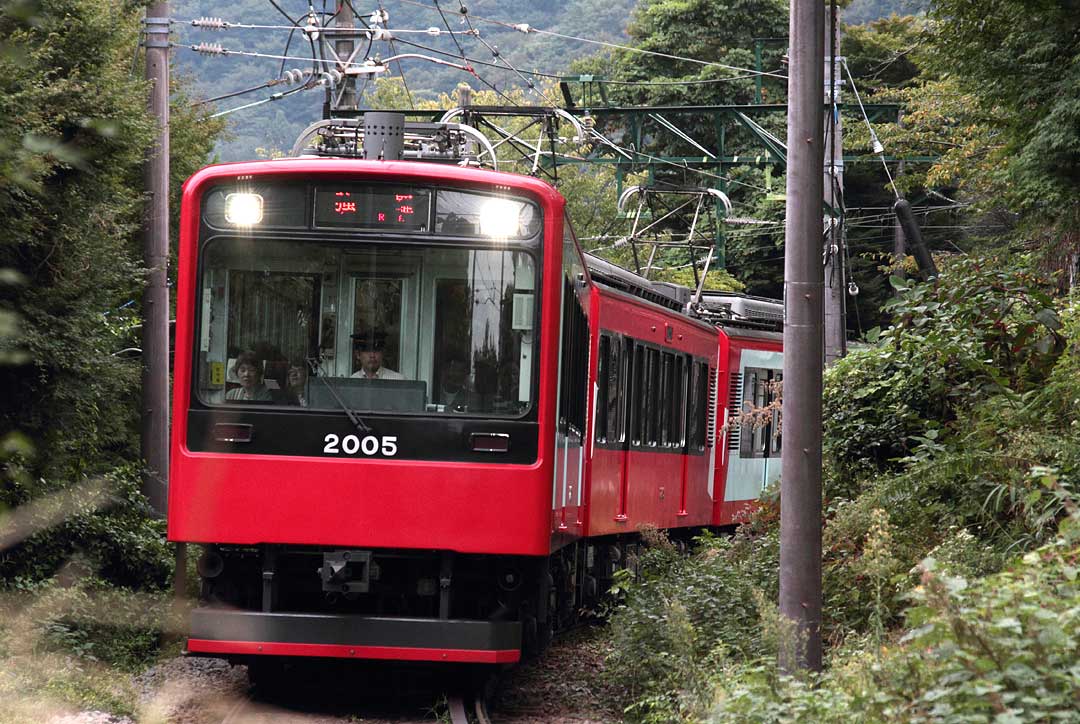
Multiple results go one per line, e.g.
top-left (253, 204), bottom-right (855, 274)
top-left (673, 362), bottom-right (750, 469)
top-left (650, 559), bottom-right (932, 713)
top-left (167, 157), bottom-right (782, 673)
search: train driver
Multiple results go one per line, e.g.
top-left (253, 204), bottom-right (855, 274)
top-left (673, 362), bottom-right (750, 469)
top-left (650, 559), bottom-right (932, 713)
top-left (350, 330), bottom-right (404, 380)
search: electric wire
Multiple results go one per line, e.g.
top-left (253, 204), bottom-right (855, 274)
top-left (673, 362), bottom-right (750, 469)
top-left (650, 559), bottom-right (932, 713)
top-left (373, 33), bottom-right (563, 82)
top-left (179, 43), bottom-right (470, 74)
top-left (420, 1), bottom-right (519, 105)
top-left (377, 0), bottom-right (415, 108)
top-left (453, 0), bottom-right (562, 108)
top-left (192, 78), bottom-right (300, 106)
top-left (843, 58), bottom-right (898, 198)
top-left (389, 0), bottom-right (786, 81)
top-left (209, 82), bottom-right (315, 118)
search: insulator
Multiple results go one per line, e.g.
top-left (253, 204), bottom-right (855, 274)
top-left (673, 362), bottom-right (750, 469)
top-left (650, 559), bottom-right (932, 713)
top-left (282, 68), bottom-right (305, 84)
top-left (581, 113), bottom-right (595, 131)
top-left (319, 70), bottom-right (344, 87)
top-left (372, 27), bottom-right (393, 41)
top-left (514, 23), bottom-right (531, 33)
top-left (426, 27), bottom-right (441, 35)
top-left (459, 5), bottom-right (468, 14)
top-left (192, 16), bottom-right (227, 30)
top-left (847, 281), bottom-right (860, 296)
top-left (193, 42), bottom-right (225, 55)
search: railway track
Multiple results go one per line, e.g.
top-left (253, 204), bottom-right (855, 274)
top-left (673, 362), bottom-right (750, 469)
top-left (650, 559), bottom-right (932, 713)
top-left (447, 689), bottom-right (493, 724)
top-left (214, 665), bottom-right (498, 724)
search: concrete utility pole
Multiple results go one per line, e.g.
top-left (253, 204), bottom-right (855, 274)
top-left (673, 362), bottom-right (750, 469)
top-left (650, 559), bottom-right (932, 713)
top-left (780, 0), bottom-right (825, 673)
top-left (331, 0), bottom-right (359, 113)
top-left (823, 11), bottom-right (846, 364)
top-left (140, 2), bottom-right (170, 514)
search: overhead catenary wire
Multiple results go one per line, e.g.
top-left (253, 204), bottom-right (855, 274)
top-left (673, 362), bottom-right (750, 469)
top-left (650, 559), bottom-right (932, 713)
top-left (180, 42), bottom-right (472, 74)
top-left (388, 0), bottom-right (786, 82)
top-left (422, 0), bottom-right (520, 105)
top-left (376, 0), bottom-right (415, 108)
top-left (452, 0), bottom-right (563, 108)
top-left (208, 82), bottom-right (315, 118)
top-left (191, 75), bottom-right (309, 106)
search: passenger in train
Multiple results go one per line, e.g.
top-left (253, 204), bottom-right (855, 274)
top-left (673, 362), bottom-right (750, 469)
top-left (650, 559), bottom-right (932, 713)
top-left (226, 352), bottom-right (275, 402)
top-left (439, 357), bottom-right (476, 412)
top-left (286, 361), bottom-right (308, 406)
top-left (349, 330), bottom-right (404, 380)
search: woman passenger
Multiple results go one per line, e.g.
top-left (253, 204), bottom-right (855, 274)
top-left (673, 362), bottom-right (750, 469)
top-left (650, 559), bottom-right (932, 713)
top-left (226, 352), bottom-right (273, 402)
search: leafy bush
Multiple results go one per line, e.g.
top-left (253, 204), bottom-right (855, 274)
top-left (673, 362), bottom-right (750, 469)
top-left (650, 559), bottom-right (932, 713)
top-left (606, 519), bottom-right (779, 722)
top-left (710, 501), bottom-right (1080, 723)
top-left (0, 465), bottom-right (172, 589)
top-left (824, 256), bottom-right (1065, 484)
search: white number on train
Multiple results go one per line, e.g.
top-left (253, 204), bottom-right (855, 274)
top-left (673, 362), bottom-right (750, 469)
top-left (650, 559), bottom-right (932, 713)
top-left (323, 434), bottom-right (398, 456)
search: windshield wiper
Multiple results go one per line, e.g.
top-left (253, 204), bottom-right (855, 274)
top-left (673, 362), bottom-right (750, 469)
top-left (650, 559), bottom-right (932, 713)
top-left (307, 358), bottom-right (372, 434)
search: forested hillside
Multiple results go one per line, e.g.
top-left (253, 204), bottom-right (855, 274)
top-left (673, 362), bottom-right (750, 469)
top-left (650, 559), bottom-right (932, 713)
top-left (2, 0), bottom-right (1078, 720)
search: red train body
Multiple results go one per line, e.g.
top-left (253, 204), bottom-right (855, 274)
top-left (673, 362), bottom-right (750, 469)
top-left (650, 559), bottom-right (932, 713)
top-left (167, 158), bottom-right (781, 671)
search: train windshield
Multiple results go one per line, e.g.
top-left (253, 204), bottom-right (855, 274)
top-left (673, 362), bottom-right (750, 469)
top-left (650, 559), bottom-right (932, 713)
top-left (194, 239), bottom-right (538, 417)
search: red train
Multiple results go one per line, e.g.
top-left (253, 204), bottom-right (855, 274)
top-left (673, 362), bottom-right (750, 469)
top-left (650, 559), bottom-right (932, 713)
top-left (168, 151), bottom-right (782, 677)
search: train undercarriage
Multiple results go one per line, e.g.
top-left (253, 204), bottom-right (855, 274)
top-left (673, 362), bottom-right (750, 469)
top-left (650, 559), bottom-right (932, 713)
top-left (189, 536), bottom-right (642, 685)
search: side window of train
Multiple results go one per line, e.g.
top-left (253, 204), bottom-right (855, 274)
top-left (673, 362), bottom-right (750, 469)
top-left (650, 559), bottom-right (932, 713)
top-left (659, 352), bottom-right (673, 447)
top-left (645, 347), bottom-right (660, 446)
top-left (595, 333), bottom-right (628, 447)
top-left (608, 336), bottom-right (624, 444)
top-left (595, 335), bottom-right (610, 443)
top-left (673, 355), bottom-right (688, 449)
top-left (631, 343), bottom-right (645, 446)
top-left (740, 367), bottom-right (782, 458)
top-left (559, 275), bottom-right (588, 434)
top-left (687, 360), bottom-right (709, 453)
top-left (558, 217), bottom-right (589, 436)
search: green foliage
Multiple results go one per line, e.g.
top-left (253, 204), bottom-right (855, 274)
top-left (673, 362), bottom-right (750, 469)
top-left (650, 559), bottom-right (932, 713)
top-left (618, 0), bottom-right (788, 106)
top-left (0, 0), bottom-right (220, 590)
top-left (824, 256), bottom-right (1065, 477)
top-left (710, 504), bottom-right (1080, 723)
top-left (606, 520), bottom-right (779, 722)
top-left (928, 0), bottom-right (1080, 220)
top-left (34, 581), bottom-right (168, 671)
top-left (0, 575), bottom-right (174, 718)
top-left (1, 465), bottom-right (172, 588)
top-left (842, 15), bottom-right (929, 91)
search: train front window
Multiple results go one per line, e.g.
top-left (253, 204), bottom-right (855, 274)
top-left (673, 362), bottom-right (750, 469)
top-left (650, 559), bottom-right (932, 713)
top-left (195, 238), bottom-right (537, 416)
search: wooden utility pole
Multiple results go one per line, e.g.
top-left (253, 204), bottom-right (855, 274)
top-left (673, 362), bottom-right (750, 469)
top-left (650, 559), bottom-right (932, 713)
top-left (823, 10), bottom-right (846, 364)
top-left (780, 0), bottom-right (824, 673)
top-left (140, 2), bottom-right (170, 514)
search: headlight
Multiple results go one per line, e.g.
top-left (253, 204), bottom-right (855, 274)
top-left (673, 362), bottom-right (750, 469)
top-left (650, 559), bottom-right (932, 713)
top-left (478, 198), bottom-right (521, 238)
top-left (224, 192), bottom-right (264, 226)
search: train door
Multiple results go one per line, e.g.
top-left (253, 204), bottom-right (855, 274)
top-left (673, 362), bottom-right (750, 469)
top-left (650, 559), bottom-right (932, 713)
top-left (724, 346), bottom-right (783, 508)
top-left (624, 342), bottom-right (664, 523)
top-left (553, 218), bottom-right (590, 533)
top-left (592, 332), bottom-right (630, 525)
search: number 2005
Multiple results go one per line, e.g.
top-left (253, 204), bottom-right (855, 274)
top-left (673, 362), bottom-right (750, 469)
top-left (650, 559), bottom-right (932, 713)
top-left (323, 434), bottom-right (398, 457)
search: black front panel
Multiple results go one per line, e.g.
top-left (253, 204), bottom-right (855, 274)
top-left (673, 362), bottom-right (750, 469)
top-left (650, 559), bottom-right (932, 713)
top-left (190, 609), bottom-right (521, 651)
top-left (187, 408), bottom-right (539, 464)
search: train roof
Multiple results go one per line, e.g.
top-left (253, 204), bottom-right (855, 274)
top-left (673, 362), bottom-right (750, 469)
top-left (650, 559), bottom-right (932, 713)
top-left (583, 253), bottom-right (783, 333)
top-left (180, 157), bottom-right (566, 207)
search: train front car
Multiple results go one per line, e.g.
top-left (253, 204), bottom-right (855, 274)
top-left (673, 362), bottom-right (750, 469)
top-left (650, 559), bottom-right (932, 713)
top-left (168, 159), bottom-right (566, 670)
